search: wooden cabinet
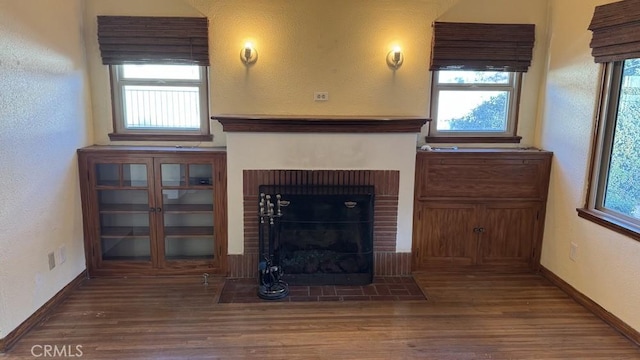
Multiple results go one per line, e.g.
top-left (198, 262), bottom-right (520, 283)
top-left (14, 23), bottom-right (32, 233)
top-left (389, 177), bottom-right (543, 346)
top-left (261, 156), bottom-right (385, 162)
top-left (412, 149), bottom-right (552, 271)
top-left (78, 146), bottom-right (227, 276)
top-left (414, 202), bottom-right (478, 267)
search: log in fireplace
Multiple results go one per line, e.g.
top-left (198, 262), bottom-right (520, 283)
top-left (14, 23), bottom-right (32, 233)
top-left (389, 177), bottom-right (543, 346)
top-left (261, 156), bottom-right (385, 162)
top-left (259, 185), bottom-right (375, 286)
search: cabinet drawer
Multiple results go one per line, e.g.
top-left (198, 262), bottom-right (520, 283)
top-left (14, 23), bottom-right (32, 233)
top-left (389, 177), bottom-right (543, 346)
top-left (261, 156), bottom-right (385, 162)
top-left (417, 157), bottom-right (548, 199)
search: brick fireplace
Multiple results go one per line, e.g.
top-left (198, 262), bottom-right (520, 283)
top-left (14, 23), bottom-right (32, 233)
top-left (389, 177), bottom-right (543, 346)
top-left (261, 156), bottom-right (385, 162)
top-left (234, 169), bottom-right (405, 279)
top-left (215, 116), bottom-right (427, 279)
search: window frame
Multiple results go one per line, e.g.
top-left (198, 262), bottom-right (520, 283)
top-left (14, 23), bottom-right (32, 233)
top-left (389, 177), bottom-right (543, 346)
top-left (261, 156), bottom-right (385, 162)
top-left (578, 60), bottom-right (640, 242)
top-left (108, 64), bottom-right (212, 142)
top-left (426, 70), bottom-right (523, 144)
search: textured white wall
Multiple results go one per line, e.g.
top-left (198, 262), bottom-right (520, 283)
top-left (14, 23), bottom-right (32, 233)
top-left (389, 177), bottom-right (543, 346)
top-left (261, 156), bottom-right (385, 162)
top-left (82, 0), bottom-right (550, 148)
top-left (537, 0), bottom-right (640, 331)
top-left (0, 0), bottom-right (92, 338)
top-left (206, 1), bottom-right (432, 124)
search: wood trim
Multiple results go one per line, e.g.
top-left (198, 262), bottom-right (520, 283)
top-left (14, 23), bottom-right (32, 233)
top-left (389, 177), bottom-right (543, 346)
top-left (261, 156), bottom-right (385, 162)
top-left (108, 133), bottom-right (213, 142)
top-left (77, 154), bottom-right (94, 274)
top-left (213, 116), bottom-right (428, 133)
top-left (582, 64), bottom-right (607, 209)
top-left (0, 271), bottom-right (87, 353)
top-left (540, 266), bottom-right (640, 347)
top-left (576, 208), bottom-right (640, 242)
top-left (78, 146), bottom-right (226, 155)
top-left (417, 147), bottom-right (550, 155)
top-left (425, 136), bottom-right (522, 143)
top-left (215, 155), bottom-right (229, 276)
top-left (511, 73), bottom-right (523, 142)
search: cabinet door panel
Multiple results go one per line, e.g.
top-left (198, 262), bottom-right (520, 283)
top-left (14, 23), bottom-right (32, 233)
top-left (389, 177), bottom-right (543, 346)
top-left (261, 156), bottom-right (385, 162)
top-left (420, 159), bottom-right (545, 199)
top-left (480, 203), bottom-right (538, 266)
top-left (154, 157), bottom-right (218, 269)
top-left (89, 157), bottom-right (156, 270)
top-left (414, 202), bottom-right (477, 268)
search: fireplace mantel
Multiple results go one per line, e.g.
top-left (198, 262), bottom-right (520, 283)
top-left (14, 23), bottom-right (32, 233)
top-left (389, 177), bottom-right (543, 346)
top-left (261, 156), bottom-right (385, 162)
top-left (212, 115), bottom-right (428, 133)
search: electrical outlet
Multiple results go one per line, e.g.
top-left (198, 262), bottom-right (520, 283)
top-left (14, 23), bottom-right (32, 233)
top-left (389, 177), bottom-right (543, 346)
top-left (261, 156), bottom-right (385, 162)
top-left (314, 92), bottom-right (329, 101)
top-left (58, 245), bottom-right (67, 264)
top-left (569, 242), bottom-right (578, 261)
top-left (48, 252), bottom-right (56, 270)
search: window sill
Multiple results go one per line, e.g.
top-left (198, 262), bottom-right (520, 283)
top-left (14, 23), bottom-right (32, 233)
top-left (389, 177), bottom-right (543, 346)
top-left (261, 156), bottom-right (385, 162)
top-left (425, 136), bottom-right (522, 144)
top-left (576, 208), bottom-right (640, 242)
top-left (108, 133), bottom-right (213, 142)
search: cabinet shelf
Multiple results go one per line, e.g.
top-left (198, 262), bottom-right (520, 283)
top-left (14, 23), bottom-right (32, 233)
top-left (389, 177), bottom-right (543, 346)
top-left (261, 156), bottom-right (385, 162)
top-left (163, 204), bottom-right (213, 213)
top-left (96, 185), bottom-right (149, 190)
top-left (98, 204), bottom-right (214, 213)
top-left (165, 255), bottom-right (214, 261)
top-left (99, 204), bottom-right (150, 213)
top-left (101, 227), bottom-right (150, 237)
top-left (101, 227), bottom-right (213, 238)
top-left (164, 226), bottom-right (214, 237)
top-left (97, 180), bottom-right (120, 187)
top-left (102, 256), bottom-right (151, 262)
top-left (161, 185), bottom-right (213, 190)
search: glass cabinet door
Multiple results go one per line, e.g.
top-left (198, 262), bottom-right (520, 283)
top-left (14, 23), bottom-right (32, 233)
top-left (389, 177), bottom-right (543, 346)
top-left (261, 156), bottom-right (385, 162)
top-left (94, 162), bottom-right (152, 262)
top-left (159, 162), bottom-right (215, 261)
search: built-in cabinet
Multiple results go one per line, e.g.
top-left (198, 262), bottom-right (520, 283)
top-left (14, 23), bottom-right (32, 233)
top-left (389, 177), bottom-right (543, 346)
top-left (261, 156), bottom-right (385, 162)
top-left (412, 149), bottom-right (552, 271)
top-left (78, 146), bottom-right (227, 276)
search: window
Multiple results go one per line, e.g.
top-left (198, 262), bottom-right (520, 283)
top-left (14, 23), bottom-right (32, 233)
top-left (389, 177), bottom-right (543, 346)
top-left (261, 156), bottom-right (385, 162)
top-left (427, 22), bottom-right (535, 143)
top-left (97, 16), bottom-right (211, 141)
top-left (110, 64), bottom-right (209, 137)
top-left (580, 59), bottom-right (640, 239)
top-left (580, 0), bottom-right (640, 241)
top-left (430, 70), bottom-right (521, 139)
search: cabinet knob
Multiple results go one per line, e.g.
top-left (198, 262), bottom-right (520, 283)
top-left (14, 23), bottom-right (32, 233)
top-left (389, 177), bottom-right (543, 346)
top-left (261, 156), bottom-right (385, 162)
top-left (478, 227), bottom-right (486, 233)
top-left (156, 207), bottom-right (162, 212)
top-left (149, 207), bottom-right (156, 213)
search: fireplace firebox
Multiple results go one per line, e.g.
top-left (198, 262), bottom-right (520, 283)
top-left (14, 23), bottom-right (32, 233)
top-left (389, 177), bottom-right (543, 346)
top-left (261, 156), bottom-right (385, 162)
top-left (259, 185), bottom-right (374, 286)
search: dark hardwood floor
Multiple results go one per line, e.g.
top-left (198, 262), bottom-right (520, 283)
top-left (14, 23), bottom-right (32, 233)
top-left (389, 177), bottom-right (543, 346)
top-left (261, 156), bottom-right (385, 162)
top-left (2, 271), bottom-right (639, 359)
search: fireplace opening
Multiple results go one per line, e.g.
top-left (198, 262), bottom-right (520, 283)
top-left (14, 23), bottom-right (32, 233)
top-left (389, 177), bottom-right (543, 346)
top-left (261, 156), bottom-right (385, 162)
top-left (259, 185), bottom-right (374, 286)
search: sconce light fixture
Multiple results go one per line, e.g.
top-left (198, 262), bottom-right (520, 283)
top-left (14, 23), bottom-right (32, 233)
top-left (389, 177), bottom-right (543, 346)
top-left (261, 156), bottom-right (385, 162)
top-left (386, 46), bottom-right (404, 69)
top-left (240, 42), bottom-right (258, 65)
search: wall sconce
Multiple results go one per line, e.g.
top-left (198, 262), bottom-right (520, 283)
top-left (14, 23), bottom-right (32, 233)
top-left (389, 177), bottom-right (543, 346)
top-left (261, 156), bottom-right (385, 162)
top-left (240, 42), bottom-right (258, 65)
top-left (386, 46), bottom-right (404, 69)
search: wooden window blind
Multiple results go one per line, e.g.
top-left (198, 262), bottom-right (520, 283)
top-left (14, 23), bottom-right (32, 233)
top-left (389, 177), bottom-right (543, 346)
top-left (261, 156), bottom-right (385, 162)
top-left (430, 22), bottom-right (535, 72)
top-left (588, 0), bottom-right (640, 63)
top-left (97, 16), bottom-right (209, 66)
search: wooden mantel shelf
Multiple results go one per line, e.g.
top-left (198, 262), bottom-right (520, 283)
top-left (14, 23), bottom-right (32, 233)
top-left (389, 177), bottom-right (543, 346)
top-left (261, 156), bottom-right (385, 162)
top-left (211, 115), bottom-right (428, 133)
